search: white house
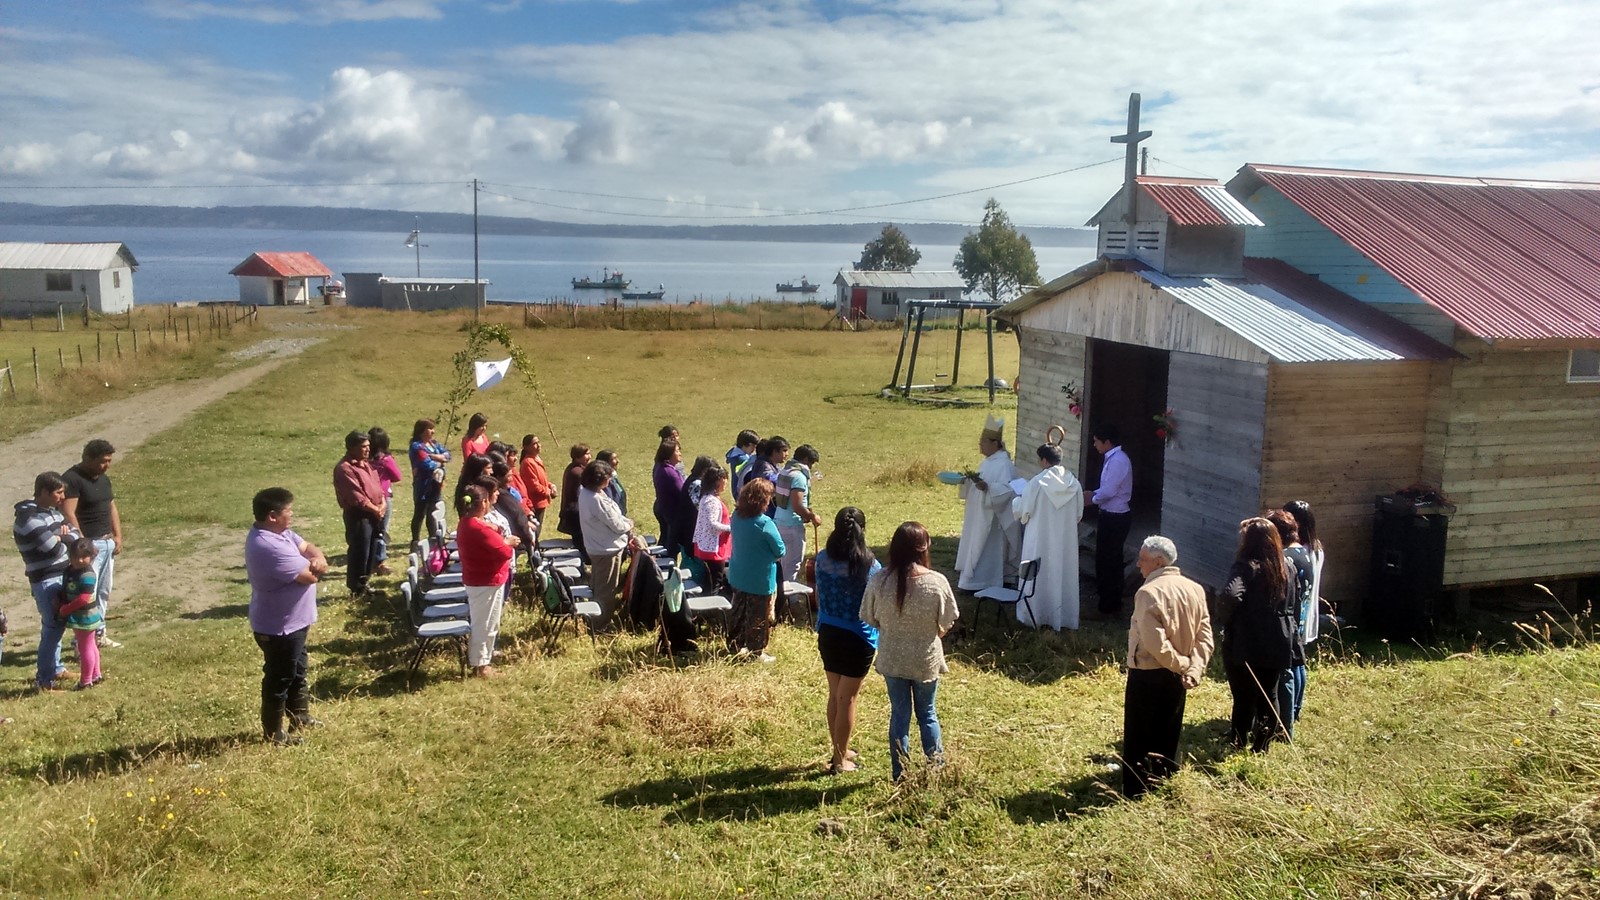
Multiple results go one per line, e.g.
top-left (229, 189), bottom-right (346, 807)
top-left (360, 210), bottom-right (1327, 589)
top-left (229, 252), bottom-right (333, 306)
top-left (833, 269), bottom-right (967, 320)
top-left (0, 242), bottom-right (137, 316)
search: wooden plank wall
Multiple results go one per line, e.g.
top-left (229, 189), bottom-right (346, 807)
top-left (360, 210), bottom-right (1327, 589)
top-left (1016, 272), bottom-right (1270, 365)
top-left (1434, 341), bottom-right (1600, 586)
top-left (1160, 352), bottom-right (1268, 592)
top-left (1260, 361), bottom-right (1434, 610)
top-left (1014, 327), bottom-right (1086, 479)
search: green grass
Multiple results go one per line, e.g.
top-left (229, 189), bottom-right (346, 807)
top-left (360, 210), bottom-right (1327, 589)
top-left (1, 307), bottom-right (1598, 898)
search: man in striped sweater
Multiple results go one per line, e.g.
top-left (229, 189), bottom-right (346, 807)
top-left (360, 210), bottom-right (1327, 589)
top-left (13, 472), bottom-right (78, 691)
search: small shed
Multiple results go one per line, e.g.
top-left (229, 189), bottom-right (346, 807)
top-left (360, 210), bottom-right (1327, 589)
top-left (0, 242), bottom-right (137, 316)
top-left (230, 252), bottom-right (333, 306)
top-left (378, 277), bottom-right (487, 312)
top-left (834, 269), bottom-right (966, 320)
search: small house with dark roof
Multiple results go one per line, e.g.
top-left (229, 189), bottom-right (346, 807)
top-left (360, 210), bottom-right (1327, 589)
top-left (0, 241), bottom-right (138, 315)
top-left (1000, 160), bottom-right (1600, 618)
top-left (229, 252), bottom-right (333, 306)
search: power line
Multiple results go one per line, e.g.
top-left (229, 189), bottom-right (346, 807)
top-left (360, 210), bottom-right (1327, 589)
top-left (0, 179), bottom-right (465, 190)
top-left (1149, 155), bottom-right (1216, 178)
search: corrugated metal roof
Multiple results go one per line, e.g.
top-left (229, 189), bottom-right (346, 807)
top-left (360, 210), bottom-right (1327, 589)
top-left (230, 252), bottom-right (332, 278)
top-left (1138, 266), bottom-right (1432, 363)
top-left (833, 269), bottom-right (967, 290)
top-left (0, 242), bottom-right (137, 270)
top-left (1229, 164), bottom-right (1600, 341)
top-left (1138, 176), bottom-right (1264, 227)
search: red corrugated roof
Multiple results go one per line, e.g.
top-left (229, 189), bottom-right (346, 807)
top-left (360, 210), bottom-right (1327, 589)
top-left (1230, 164), bottom-right (1600, 341)
top-left (1137, 176), bottom-right (1264, 227)
top-left (230, 252), bottom-right (332, 278)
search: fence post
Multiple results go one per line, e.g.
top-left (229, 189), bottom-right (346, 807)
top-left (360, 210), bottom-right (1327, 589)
top-left (3, 359), bottom-right (14, 398)
top-left (97, 332), bottom-right (102, 362)
top-left (32, 347), bottom-right (39, 388)
top-left (132, 326), bottom-right (139, 355)
top-left (186, 314), bottom-right (191, 342)
top-left (58, 347), bottom-right (65, 371)
top-left (78, 345), bottom-right (84, 367)
top-left (115, 333), bottom-right (122, 359)
top-left (147, 324), bottom-right (153, 347)
top-left (57, 305), bottom-right (64, 332)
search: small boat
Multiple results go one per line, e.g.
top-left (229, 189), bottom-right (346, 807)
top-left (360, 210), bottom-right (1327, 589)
top-left (776, 276), bottom-right (820, 293)
top-left (573, 269), bottom-right (630, 290)
top-left (621, 285), bottom-right (665, 300)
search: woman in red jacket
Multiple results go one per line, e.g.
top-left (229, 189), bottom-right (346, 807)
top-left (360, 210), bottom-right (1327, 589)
top-left (456, 482), bottom-right (518, 679)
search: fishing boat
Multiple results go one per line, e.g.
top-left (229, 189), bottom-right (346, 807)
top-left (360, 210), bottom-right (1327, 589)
top-left (621, 285), bottom-right (665, 300)
top-left (775, 276), bottom-right (821, 293)
top-left (572, 269), bottom-right (630, 289)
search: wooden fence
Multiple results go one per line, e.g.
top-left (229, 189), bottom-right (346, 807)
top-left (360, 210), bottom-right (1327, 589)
top-left (0, 304), bottom-right (260, 401)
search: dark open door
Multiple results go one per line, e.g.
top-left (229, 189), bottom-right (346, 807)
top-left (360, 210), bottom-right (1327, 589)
top-left (1083, 338), bottom-right (1170, 521)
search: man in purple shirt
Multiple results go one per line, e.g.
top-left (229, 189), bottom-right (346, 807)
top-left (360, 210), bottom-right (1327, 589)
top-left (1087, 423), bottom-right (1134, 617)
top-left (245, 487), bottom-right (328, 746)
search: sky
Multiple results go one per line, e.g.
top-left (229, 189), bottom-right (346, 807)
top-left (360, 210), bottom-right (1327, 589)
top-left (3, 0), bottom-right (1600, 229)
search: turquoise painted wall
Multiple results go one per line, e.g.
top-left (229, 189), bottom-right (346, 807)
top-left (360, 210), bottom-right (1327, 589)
top-left (1240, 186), bottom-right (1425, 305)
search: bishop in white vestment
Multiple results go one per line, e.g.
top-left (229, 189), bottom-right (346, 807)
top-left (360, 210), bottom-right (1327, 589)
top-left (1012, 444), bottom-right (1085, 630)
top-left (955, 415), bottom-right (1020, 592)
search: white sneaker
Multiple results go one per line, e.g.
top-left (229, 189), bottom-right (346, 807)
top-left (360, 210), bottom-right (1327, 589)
top-left (757, 653), bottom-right (777, 664)
top-left (96, 636), bottom-right (123, 649)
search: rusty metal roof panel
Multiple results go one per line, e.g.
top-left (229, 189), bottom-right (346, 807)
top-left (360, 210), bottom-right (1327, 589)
top-left (1139, 177), bottom-right (1264, 227)
top-left (0, 242), bottom-right (137, 270)
top-left (1230, 164), bottom-right (1600, 341)
top-left (230, 251), bottom-right (332, 278)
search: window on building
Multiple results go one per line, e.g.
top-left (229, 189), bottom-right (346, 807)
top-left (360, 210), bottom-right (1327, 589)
top-left (112, 270), bottom-right (121, 289)
top-left (1570, 349), bottom-right (1600, 383)
top-left (928, 291), bottom-right (945, 300)
top-left (45, 271), bottom-right (72, 291)
top-left (882, 290), bottom-right (899, 307)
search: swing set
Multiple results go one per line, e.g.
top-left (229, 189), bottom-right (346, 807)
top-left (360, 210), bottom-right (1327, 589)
top-left (886, 298), bottom-right (1004, 406)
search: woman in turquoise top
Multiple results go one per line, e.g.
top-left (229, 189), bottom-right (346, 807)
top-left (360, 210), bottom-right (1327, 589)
top-left (813, 506), bottom-right (880, 773)
top-left (726, 479), bottom-right (785, 662)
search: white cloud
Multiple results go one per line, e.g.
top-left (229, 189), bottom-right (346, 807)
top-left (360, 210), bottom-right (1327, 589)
top-left (562, 100), bottom-right (634, 165)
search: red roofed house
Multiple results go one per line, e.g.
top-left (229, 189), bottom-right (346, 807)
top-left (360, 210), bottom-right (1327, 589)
top-left (997, 166), bottom-right (1600, 630)
top-left (229, 252), bottom-right (334, 306)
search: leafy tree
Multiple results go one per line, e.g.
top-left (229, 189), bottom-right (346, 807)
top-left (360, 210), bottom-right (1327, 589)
top-left (855, 224), bottom-right (922, 271)
top-left (953, 198), bottom-right (1040, 303)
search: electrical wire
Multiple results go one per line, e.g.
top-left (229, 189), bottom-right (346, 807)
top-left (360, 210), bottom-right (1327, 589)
top-left (0, 179), bottom-right (466, 190)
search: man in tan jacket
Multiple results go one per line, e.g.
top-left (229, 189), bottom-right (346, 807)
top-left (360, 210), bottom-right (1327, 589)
top-left (1122, 535), bottom-right (1214, 797)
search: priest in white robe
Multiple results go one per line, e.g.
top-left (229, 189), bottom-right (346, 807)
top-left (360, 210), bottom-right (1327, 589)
top-left (1012, 444), bottom-right (1085, 630)
top-left (955, 415), bottom-right (1020, 592)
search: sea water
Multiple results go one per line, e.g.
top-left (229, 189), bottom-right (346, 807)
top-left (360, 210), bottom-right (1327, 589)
top-left (0, 224), bottom-right (1096, 306)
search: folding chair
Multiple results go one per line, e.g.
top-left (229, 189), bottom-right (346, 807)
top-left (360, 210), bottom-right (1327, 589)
top-left (781, 580), bottom-right (815, 626)
top-left (973, 558), bottom-right (1041, 633)
top-left (402, 582), bottom-right (470, 678)
top-left (537, 562), bottom-right (603, 650)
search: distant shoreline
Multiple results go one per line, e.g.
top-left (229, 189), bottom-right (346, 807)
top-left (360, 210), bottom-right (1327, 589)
top-left (0, 201), bottom-right (1098, 249)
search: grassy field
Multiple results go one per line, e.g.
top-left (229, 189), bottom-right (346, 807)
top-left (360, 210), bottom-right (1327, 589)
top-left (1, 307), bottom-right (1597, 898)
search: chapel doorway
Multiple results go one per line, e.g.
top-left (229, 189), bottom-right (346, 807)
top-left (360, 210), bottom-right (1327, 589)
top-left (1082, 338), bottom-right (1169, 526)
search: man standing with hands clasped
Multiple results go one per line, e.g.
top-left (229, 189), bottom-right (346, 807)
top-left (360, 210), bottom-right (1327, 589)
top-left (61, 439), bottom-right (123, 649)
top-left (245, 488), bottom-right (329, 745)
top-left (332, 431), bottom-right (386, 598)
top-left (1121, 535), bottom-right (1213, 798)
top-left (1086, 423), bottom-right (1132, 618)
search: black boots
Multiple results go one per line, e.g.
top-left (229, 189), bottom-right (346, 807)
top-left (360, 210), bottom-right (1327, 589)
top-left (286, 688), bottom-right (322, 733)
top-left (261, 699), bottom-right (302, 746)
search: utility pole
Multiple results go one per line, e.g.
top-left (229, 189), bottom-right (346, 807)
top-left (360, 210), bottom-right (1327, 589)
top-left (472, 178), bottom-right (481, 323)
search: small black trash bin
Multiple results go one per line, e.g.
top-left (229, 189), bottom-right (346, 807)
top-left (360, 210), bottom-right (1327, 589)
top-left (1366, 491), bottom-right (1455, 642)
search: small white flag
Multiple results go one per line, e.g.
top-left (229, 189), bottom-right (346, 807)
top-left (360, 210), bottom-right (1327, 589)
top-left (474, 357), bottom-right (512, 390)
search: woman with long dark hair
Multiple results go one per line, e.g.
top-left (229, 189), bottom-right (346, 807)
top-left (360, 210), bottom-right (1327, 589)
top-left (367, 426), bottom-right (403, 575)
top-left (651, 438), bottom-right (687, 556)
top-left (1218, 517), bottom-right (1297, 752)
top-left (455, 481), bottom-right (516, 679)
top-left (862, 521), bottom-right (958, 779)
top-left (814, 506), bottom-right (881, 773)
top-left (461, 412), bottom-right (490, 459)
top-left (408, 419), bottom-right (450, 545)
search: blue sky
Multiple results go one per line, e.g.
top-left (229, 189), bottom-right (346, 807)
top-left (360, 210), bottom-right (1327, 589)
top-left (3, 0), bottom-right (1599, 228)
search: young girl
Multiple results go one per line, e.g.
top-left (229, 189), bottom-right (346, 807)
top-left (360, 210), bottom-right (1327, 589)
top-left (368, 427), bottom-right (403, 575)
top-left (455, 483), bottom-right (516, 679)
top-left (56, 538), bottom-right (105, 690)
top-left (692, 467), bottom-right (733, 596)
top-left (462, 412), bottom-right (491, 459)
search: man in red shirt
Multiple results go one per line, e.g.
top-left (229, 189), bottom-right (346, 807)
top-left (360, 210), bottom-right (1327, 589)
top-left (332, 431), bottom-right (386, 597)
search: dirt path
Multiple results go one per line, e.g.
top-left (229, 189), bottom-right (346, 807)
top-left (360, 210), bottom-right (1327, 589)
top-left (1, 338), bottom-right (319, 630)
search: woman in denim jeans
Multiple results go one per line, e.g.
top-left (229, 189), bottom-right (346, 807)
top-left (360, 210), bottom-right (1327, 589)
top-left (862, 521), bottom-right (959, 779)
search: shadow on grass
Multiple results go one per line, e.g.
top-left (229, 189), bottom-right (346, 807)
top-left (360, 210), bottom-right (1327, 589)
top-left (178, 603), bottom-right (251, 621)
top-left (602, 764), bottom-right (863, 823)
top-left (3, 730), bottom-right (262, 784)
top-left (1002, 770), bottom-right (1123, 823)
